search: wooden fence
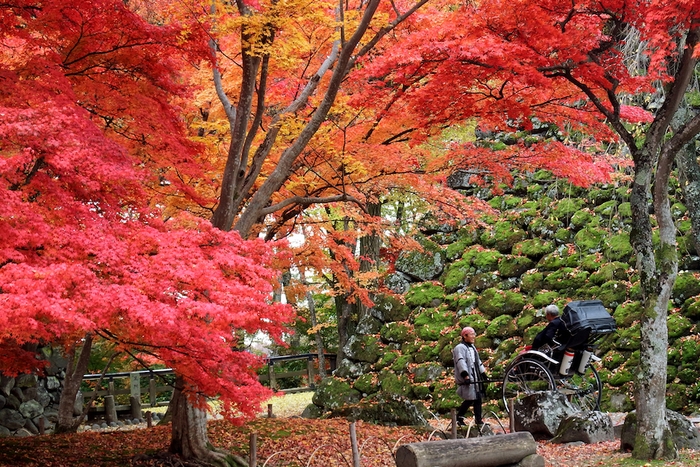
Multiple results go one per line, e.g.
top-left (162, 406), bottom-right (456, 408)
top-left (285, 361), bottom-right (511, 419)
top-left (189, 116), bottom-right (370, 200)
top-left (82, 353), bottom-right (336, 420)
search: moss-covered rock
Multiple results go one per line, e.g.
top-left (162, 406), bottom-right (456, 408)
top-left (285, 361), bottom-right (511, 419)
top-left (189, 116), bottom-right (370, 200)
top-left (613, 302), bottom-right (642, 327)
top-left (528, 217), bottom-right (564, 239)
top-left (607, 369), bottom-right (634, 387)
top-left (391, 355), bottom-right (414, 373)
top-left (378, 371), bottom-right (413, 398)
top-left (588, 187), bottom-right (616, 205)
top-left (596, 280), bottom-right (629, 308)
top-left (472, 249), bottom-right (504, 272)
top-left (477, 288), bottom-right (526, 318)
top-left (589, 261), bottom-right (630, 285)
top-left (445, 229), bottom-right (480, 261)
top-left (667, 313), bottom-right (693, 339)
top-left (353, 373), bottom-right (379, 396)
top-left (457, 313), bottom-right (489, 335)
top-left (543, 268), bottom-right (589, 291)
top-left (467, 272), bottom-right (501, 292)
top-left (516, 307), bottom-right (541, 331)
top-left (442, 258), bottom-right (471, 292)
top-left (405, 282), bottom-right (446, 308)
top-left (411, 362), bottom-right (446, 384)
top-left (481, 221), bottom-right (528, 253)
top-left (550, 198), bottom-right (585, 224)
top-left (616, 324), bottom-right (641, 351)
top-left (604, 233), bottom-right (634, 261)
top-left (313, 377), bottom-right (361, 410)
top-left (594, 200), bottom-right (618, 217)
top-left (414, 307), bottom-right (454, 341)
top-left (672, 272), bottom-right (700, 305)
top-left (430, 379), bottom-right (462, 413)
top-left (396, 238), bottom-right (445, 281)
top-left (485, 315), bottom-right (518, 339)
top-left (537, 249), bottom-right (579, 270)
top-left (344, 334), bottom-right (382, 363)
top-left (499, 255), bottom-right (535, 278)
top-left (512, 238), bottom-right (556, 259)
top-left (574, 226), bottom-right (605, 253)
top-left (520, 271), bottom-right (545, 293)
top-left (580, 254), bottom-right (604, 272)
top-left (374, 294), bottom-right (411, 322)
top-left (414, 342), bottom-right (442, 364)
top-left (682, 297), bottom-right (700, 320)
top-left (570, 209), bottom-right (596, 230)
top-left (380, 322), bottom-right (414, 344)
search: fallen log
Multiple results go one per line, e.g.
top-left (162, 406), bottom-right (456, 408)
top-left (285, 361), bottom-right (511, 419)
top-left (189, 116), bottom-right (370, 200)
top-left (395, 431), bottom-right (538, 467)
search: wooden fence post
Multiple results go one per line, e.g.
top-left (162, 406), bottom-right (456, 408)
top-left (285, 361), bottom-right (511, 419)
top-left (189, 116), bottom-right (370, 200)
top-left (249, 433), bottom-right (257, 467)
top-left (349, 422), bottom-right (361, 467)
top-left (129, 372), bottom-right (142, 420)
top-left (451, 409), bottom-right (457, 439)
top-left (149, 376), bottom-right (157, 407)
top-left (104, 395), bottom-right (118, 424)
top-left (307, 357), bottom-right (315, 389)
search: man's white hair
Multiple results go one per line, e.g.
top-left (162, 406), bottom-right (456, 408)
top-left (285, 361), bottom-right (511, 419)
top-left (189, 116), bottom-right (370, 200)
top-left (545, 304), bottom-right (560, 316)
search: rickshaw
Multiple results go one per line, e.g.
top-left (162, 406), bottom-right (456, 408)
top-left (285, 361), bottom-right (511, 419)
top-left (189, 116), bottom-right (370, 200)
top-left (502, 300), bottom-right (617, 412)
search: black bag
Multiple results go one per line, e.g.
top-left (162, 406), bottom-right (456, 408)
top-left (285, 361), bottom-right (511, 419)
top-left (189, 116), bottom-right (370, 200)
top-left (562, 300), bottom-right (617, 336)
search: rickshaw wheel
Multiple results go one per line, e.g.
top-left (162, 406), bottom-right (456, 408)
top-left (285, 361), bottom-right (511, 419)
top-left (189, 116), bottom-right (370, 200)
top-left (502, 357), bottom-right (556, 413)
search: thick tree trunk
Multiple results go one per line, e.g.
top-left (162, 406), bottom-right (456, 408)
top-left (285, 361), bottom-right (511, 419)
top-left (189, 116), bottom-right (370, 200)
top-left (55, 334), bottom-right (93, 434)
top-left (629, 148), bottom-right (678, 460)
top-left (168, 376), bottom-right (246, 467)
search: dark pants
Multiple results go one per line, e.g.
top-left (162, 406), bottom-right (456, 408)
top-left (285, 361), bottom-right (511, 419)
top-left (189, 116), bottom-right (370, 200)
top-left (457, 395), bottom-right (482, 424)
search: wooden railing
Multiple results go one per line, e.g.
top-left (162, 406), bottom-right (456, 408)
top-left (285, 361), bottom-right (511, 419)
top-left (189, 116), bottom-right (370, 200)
top-left (82, 353), bottom-right (336, 420)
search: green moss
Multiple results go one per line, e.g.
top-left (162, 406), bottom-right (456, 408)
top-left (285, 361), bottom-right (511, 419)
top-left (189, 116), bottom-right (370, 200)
top-left (467, 272), bottom-right (500, 292)
top-left (512, 238), bottom-right (555, 258)
top-left (667, 313), bottom-right (693, 339)
top-left (666, 383), bottom-right (689, 412)
top-left (374, 294), bottom-right (411, 322)
top-left (405, 282), bottom-right (446, 308)
top-left (580, 254), bottom-right (604, 272)
top-left (618, 202), bottom-right (632, 218)
top-left (472, 249), bottom-right (504, 272)
top-left (588, 187), bottom-right (615, 205)
top-left (445, 229), bottom-right (479, 260)
top-left (596, 280), bottom-right (629, 307)
top-left (682, 297), bottom-right (700, 320)
top-left (672, 272), bottom-right (700, 304)
top-left (554, 228), bottom-right (573, 243)
top-left (531, 290), bottom-right (560, 308)
top-left (480, 221), bottom-right (528, 252)
top-left (485, 315), bottom-right (518, 338)
top-left (551, 198), bottom-right (585, 222)
top-left (375, 351), bottom-right (398, 370)
top-left (498, 255), bottom-right (535, 278)
top-left (391, 355), bottom-right (413, 373)
top-left (347, 334), bottom-right (382, 363)
top-left (414, 308), bottom-right (454, 341)
top-left (570, 209), bottom-right (596, 230)
top-left (380, 322), bottom-right (414, 343)
top-left (442, 259), bottom-right (471, 292)
top-left (589, 261), bottom-right (630, 285)
top-left (312, 377), bottom-right (361, 410)
top-left (594, 199), bottom-right (618, 216)
top-left (607, 369), bottom-right (634, 386)
top-left (477, 288), bottom-right (526, 318)
top-left (616, 323), bottom-right (641, 351)
top-left (520, 271), bottom-right (545, 292)
top-left (602, 350), bottom-right (628, 370)
top-left (604, 233), bottom-right (634, 261)
top-left (537, 250), bottom-right (579, 270)
top-left (411, 362), bottom-right (446, 384)
top-left (528, 217), bottom-right (564, 239)
top-left (414, 342), bottom-right (442, 363)
top-left (378, 371), bottom-right (413, 398)
top-left (574, 226), bottom-right (605, 252)
top-left (354, 374), bottom-right (378, 395)
top-left (543, 268), bottom-right (589, 291)
top-left (613, 301), bottom-right (642, 327)
top-left (430, 379), bottom-right (462, 413)
top-left (671, 202), bottom-right (687, 219)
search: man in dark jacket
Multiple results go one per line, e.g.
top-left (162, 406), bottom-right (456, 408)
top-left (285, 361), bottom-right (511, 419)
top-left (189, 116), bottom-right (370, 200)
top-left (532, 304), bottom-right (568, 350)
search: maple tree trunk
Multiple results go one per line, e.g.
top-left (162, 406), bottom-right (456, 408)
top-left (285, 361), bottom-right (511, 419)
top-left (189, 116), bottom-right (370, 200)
top-left (169, 376), bottom-right (246, 467)
top-left (56, 334), bottom-right (93, 434)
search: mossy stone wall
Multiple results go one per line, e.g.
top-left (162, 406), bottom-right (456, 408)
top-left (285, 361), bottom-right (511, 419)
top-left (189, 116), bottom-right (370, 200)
top-left (311, 170), bottom-right (700, 420)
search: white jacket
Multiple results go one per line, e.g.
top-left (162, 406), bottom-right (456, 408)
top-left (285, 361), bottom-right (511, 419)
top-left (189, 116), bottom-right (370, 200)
top-left (452, 341), bottom-right (486, 400)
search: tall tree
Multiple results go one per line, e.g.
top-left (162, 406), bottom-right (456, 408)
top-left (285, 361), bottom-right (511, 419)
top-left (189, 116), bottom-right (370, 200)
top-left (358, 0), bottom-right (698, 459)
top-left (0, 1), bottom-right (294, 464)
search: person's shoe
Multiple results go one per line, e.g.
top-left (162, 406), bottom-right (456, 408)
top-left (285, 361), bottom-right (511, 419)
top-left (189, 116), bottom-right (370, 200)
top-left (456, 417), bottom-right (466, 427)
